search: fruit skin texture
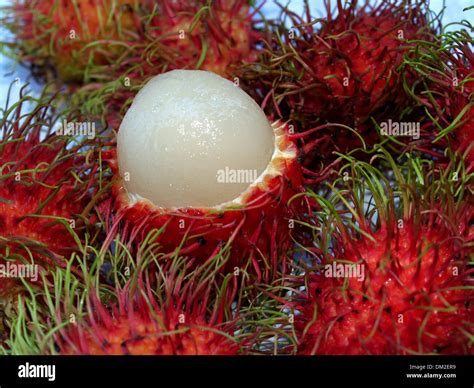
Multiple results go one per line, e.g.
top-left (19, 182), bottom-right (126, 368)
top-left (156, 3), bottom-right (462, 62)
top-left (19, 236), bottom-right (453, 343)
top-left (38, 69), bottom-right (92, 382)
top-left (291, 158), bottom-right (473, 355)
top-left (103, 122), bottom-right (308, 281)
top-left (404, 38), bottom-right (474, 169)
top-left (246, 0), bottom-right (433, 161)
top-left (296, 223), bottom-right (472, 355)
top-left (61, 301), bottom-right (239, 355)
top-left (6, 0), bottom-right (139, 82)
top-left (58, 276), bottom-right (241, 355)
top-left (145, 0), bottom-right (261, 78)
top-left (0, 94), bottom-right (98, 296)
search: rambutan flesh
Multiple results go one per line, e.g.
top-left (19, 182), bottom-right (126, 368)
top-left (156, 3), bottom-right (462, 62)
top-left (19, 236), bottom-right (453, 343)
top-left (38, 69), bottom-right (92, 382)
top-left (290, 152), bottom-right (473, 355)
top-left (245, 0), bottom-right (434, 160)
top-left (103, 70), bottom-right (310, 281)
top-left (0, 88), bottom-right (100, 295)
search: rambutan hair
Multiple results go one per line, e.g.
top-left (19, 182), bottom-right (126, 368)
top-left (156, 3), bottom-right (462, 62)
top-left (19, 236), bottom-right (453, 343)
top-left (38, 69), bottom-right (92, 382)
top-left (402, 25), bottom-right (473, 168)
top-left (2, 237), bottom-right (287, 355)
top-left (2, 0), bottom-right (141, 83)
top-left (243, 0), bottom-right (437, 168)
top-left (0, 85), bottom-right (102, 297)
top-left (286, 148), bottom-right (473, 354)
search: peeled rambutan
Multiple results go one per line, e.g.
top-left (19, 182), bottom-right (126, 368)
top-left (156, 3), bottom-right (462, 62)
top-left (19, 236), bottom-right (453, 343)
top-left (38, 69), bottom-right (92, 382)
top-left (290, 151), bottom-right (473, 355)
top-left (100, 69), bottom-right (310, 282)
top-left (0, 88), bottom-right (99, 295)
top-left (3, 0), bottom-right (141, 83)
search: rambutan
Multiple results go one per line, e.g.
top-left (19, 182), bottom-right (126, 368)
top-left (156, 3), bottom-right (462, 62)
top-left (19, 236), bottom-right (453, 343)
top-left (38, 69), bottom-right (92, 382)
top-left (289, 150), bottom-right (473, 355)
top-left (245, 0), bottom-right (435, 160)
top-left (3, 0), bottom-right (139, 82)
top-left (59, 275), bottom-right (240, 355)
top-left (402, 28), bottom-right (473, 168)
top-left (0, 87), bottom-right (100, 295)
top-left (26, 0), bottom-right (266, 126)
top-left (100, 70), bottom-right (311, 282)
top-left (4, 242), bottom-right (274, 355)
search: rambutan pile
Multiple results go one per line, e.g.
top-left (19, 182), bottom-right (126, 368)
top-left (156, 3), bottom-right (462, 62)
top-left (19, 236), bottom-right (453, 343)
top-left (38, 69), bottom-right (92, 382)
top-left (0, 0), bottom-right (472, 358)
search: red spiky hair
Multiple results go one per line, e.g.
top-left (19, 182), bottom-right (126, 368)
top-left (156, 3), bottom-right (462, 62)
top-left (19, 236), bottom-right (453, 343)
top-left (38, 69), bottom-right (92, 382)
top-left (144, 0), bottom-right (263, 77)
top-left (245, 0), bottom-right (434, 160)
top-left (403, 30), bottom-right (474, 169)
top-left (57, 260), bottom-right (243, 355)
top-left (4, 0), bottom-right (140, 82)
top-left (0, 87), bottom-right (99, 296)
top-left (290, 151), bottom-right (473, 355)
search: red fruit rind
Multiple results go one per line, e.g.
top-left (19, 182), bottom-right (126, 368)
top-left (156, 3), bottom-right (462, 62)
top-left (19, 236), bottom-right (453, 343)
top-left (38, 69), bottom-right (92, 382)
top-left (58, 262), bottom-right (242, 355)
top-left (404, 35), bottom-right (474, 168)
top-left (291, 154), bottom-right (473, 355)
top-left (6, 0), bottom-right (139, 82)
top-left (0, 88), bottom-right (99, 296)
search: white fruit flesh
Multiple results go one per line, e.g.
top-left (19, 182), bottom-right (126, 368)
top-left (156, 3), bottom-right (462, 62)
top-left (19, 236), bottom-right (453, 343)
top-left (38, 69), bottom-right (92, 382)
top-left (117, 70), bottom-right (276, 209)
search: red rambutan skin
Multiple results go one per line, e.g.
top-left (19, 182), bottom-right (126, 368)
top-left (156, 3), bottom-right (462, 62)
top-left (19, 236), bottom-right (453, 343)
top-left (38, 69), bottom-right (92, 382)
top-left (58, 273), bottom-right (241, 355)
top-left (145, 0), bottom-right (261, 77)
top-left (249, 0), bottom-right (434, 162)
top-left (295, 220), bottom-right (473, 355)
top-left (100, 124), bottom-right (309, 282)
top-left (295, 11), bottom-right (422, 120)
top-left (8, 0), bottom-right (139, 82)
top-left (405, 39), bottom-right (474, 168)
top-left (0, 93), bottom-right (98, 294)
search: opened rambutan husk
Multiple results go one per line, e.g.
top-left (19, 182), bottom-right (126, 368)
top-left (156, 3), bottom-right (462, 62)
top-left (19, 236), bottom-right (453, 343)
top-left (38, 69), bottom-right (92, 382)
top-left (78, 68), bottom-right (325, 284)
top-left (0, 85), bottom-right (102, 298)
top-left (284, 148), bottom-right (473, 355)
top-left (98, 120), bottom-right (311, 283)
